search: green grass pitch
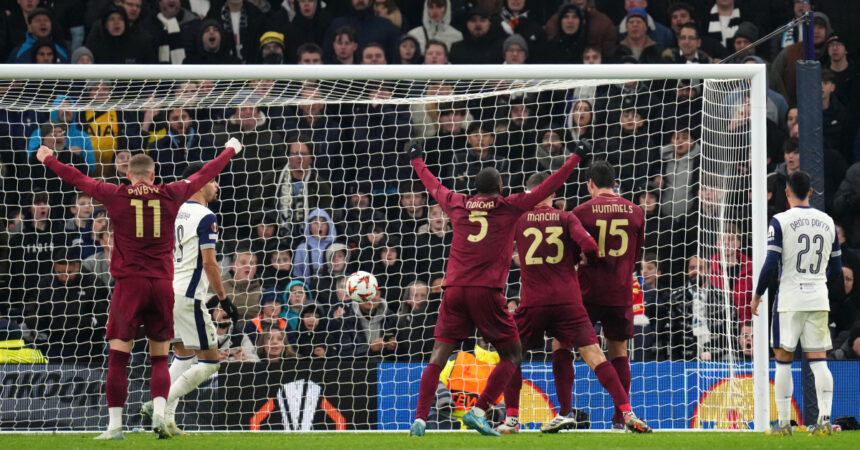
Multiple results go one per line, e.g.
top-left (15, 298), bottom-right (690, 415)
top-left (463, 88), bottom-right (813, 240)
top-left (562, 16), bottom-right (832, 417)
top-left (3, 431), bottom-right (858, 449)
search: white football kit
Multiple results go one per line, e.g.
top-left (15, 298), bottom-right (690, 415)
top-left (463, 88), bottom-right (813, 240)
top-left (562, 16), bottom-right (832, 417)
top-left (172, 201), bottom-right (219, 350)
top-left (768, 206), bottom-right (840, 352)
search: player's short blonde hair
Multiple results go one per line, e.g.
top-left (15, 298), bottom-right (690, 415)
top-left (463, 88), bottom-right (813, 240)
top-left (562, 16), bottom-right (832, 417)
top-left (127, 154), bottom-right (155, 178)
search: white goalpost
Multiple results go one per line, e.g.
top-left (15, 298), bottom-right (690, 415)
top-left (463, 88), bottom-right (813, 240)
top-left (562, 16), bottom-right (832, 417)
top-left (0, 63), bottom-right (768, 432)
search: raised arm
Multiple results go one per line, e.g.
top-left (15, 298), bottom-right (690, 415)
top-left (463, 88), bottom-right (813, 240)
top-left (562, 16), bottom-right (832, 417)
top-left (412, 157), bottom-right (454, 212)
top-left (170, 138), bottom-right (243, 201)
top-left (509, 153), bottom-right (582, 211)
top-left (38, 146), bottom-right (114, 204)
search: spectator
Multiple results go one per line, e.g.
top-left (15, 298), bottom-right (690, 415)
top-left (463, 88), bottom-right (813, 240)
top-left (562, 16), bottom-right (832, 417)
top-left (499, 0), bottom-right (544, 49)
top-left (27, 95), bottom-right (96, 175)
top-left (505, 94), bottom-right (539, 175)
top-left (25, 248), bottom-right (110, 362)
top-left (26, 122), bottom-right (89, 207)
top-left (100, 149), bottom-right (130, 185)
top-left (247, 210), bottom-right (280, 265)
top-left (326, 276), bottom-right (352, 326)
top-left (770, 13), bottom-right (832, 106)
top-left (79, 208), bottom-right (108, 260)
top-left (258, 31), bottom-right (286, 64)
top-left (616, 8), bottom-right (664, 64)
top-left (80, 80), bottom-right (146, 175)
top-left (148, 108), bottom-right (216, 182)
top-left (662, 23), bottom-right (711, 63)
top-left (338, 181), bottom-right (377, 246)
top-left (821, 69), bottom-right (851, 161)
top-left (410, 82), bottom-right (453, 139)
top-left (825, 34), bottom-right (853, 108)
top-left (6, 0), bottom-right (41, 53)
top-left (71, 46), bottom-right (94, 64)
top-left (617, 1), bottom-right (674, 49)
top-left (8, 8), bottom-right (69, 63)
top-left (328, 25), bottom-right (358, 64)
top-left (772, 0), bottom-right (812, 57)
top-left (448, 8), bottom-right (504, 64)
top-left (395, 280), bottom-right (438, 360)
top-left (830, 266), bottom-right (858, 339)
top-left (224, 248), bottom-right (263, 321)
top-left (331, 290), bottom-right (397, 357)
top-left (502, 33), bottom-right (528, 64)
top-left (412, 203), bottom-right (452, 278)
top-left (373, 0), bottom-right (405, 30)
top-left (372, 242), bottom-right (404, 304)
top-left (596, 106), bottom-right (659, 197)
top-left (656, 129), bottom-right (700, 220)
top-left (704, 0), bottom-right (746, 51)
top-left (86, 4), bottom-right (156, 64)
top-left (82, 227), bottom-right (113, 288)
top-left (293, 208), bottom-right (337, 281)
top-left (567, 99), bottom-right (598, 144)
top-left (311, 243), bottom-right (354, 309)
top-left (388, 185), bottom-right (427, 249)
top-left (185, 18), bottom-right (240, 64)
top-left (636, 188), bottom-right (672, 268)
top-left (351, 81), bottom-right (411, 185)
top-left (87, 0), bottom-right (154, 56)
top-left (422, 39), bottom-right (449, 64)
top-left (288, 304), bottom-right (331, 358)
top-left (29, 38), bottom-right (58, 63)
top-left (281, 279), bottom-right (315, 330)
top-left (6, 192), bottom-right (57, 314)
top-left (828, 322), bottom-right (860, 360)
top-left (296, 42), bottom-right (323, 64)
top-left (245, 295), bottom-right (288, 346)
top-left (666, 1), bottom-right (725, 59)
top-left (730, 21), bottom-right (758, 60)
top-left (707, 225), bottom-right (753, 324)
top-left (255, 328), bottom-right (295, 362)
top-left (323, 0), bottom-right (401, 63)
top-left (274, 136), bottom-right (333, 242)
top-left (397, 34), bottom-right (421, 64)
top-left (451, 122), bottom-right (510, 193)
top-left (271, 0), bottom-right (331, 64)
top-left (355, 222), bottom-right (387, 277)
top-left (61, 192), bottom-right (93, 252)
top-left (261, 246), bottom-right (294, 293)
top-left (140, 0), bottom-right (201, 64)
top-left (663, 256), bottom-right (721, 360)
top-left (204, 0), bottom-right (264, 63)
top-left (213, 306), bottom-right (259, 362)
top-left (545, 0), bottom-right (616, 59)
top-left (834, 162), bottom-right (860, 248)
top-left (406, 0), bottom-right (462, 55)
top-left (768, 137), bottom-right (800, 218)
top-left (360, 42), bottom-right (387, 64)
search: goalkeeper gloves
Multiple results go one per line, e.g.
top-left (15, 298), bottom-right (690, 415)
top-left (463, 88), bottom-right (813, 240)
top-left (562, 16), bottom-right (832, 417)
top-left (572, 140), bottom-right (592, 164)
top-left (226, 137), bottom-right (243, 154)
top-left (406, 139), bottom-right (424, 161)
top-left (207, 296), bottom-right (240, 325)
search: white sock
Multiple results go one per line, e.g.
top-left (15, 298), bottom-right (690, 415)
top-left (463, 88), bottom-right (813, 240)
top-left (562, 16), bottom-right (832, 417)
top-left (165, 360), bottom-right (220, 422)
top-left (108, 407), bottom-right (123, 431)
top-left (472, 406), bottom-right (486, 417)
top-left (153, 396), bottom-right (166, 418)
top-left (170, 354), bottom-right (195, 385)
top-left (774, 361), bottom-right (793, 427)
top-left (505, 416), bottom-right (519, 425)
top-left (809, 360), bottom-right (833, 424)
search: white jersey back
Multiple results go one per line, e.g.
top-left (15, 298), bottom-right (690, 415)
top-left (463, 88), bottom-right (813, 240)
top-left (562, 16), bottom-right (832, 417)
top-left (769, 206), bottom-right (839, 311)
top-left (173, 201), bottom-right (218, 300)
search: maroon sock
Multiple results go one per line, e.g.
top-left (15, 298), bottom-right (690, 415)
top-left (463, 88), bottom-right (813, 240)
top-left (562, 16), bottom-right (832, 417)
top-left (611, 356), bottom-right (631, 423)
top-left (106, 349), bottom-right (130, 408)
top-left (504, 366), bottom-right (522, 417)
top-left (150, 355), bottom-right (170, 401)
top-left (595, 361), bottom-right (632, 414)
top-left (415, 362), bottom-right (443, 421)
top-left (476, 358), bottom-right (516, 411)
top-left (552, 349), bottom-right (574, 416)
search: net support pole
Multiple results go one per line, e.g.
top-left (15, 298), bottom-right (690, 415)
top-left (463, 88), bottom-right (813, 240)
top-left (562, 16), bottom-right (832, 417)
top-left (750, 66), bottom-right (770, 433)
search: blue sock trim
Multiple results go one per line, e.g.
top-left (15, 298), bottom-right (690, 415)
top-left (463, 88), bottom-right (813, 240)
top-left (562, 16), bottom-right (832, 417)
top-left (198, 359), bottom-right (219, 364)
top-left (174, 354), bottom-right (195, 360)
top-left (807, 358), bottom-right (827, 362)
top-left (775, 360), bottom-right (792, 365)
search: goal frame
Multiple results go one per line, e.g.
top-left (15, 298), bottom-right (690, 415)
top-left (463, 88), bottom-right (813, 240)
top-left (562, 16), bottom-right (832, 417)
top-left (1, 63), bottom-right (769, 432)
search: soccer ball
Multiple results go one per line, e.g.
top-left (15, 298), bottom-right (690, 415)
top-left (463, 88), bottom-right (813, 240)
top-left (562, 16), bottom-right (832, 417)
top-left (346, 271), bottom-right (378, 303)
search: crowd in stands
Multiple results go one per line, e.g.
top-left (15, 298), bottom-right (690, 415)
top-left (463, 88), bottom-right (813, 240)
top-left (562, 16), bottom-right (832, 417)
top-left (0, 0), bottom-right (859, 365)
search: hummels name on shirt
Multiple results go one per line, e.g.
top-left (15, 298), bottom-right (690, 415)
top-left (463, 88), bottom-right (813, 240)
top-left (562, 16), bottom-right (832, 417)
top-left (591, 203), bottom-right (634, 214)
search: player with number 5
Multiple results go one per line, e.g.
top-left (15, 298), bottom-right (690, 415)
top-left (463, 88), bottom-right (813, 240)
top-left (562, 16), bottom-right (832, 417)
top-left (36, 137), bottom-right (243, 440)
top-left (406, 139), bottom-right (587, 437)
top-left (573, 161), bottom-right (646, 430)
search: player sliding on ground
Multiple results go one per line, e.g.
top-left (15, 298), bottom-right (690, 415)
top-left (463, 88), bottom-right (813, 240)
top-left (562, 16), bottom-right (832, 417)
top-left (36, 138), bottom-right (243, 440)
top-left (572, 161), bottom-right (649, 431)
top-left (140, 162), bottom-right (241, 436)
top-left (751, 171), bottom-right (840, 437)
top-left (499, 171), bottom-right (652, 434)
top-left (407, 140), bottom-right (587, 437)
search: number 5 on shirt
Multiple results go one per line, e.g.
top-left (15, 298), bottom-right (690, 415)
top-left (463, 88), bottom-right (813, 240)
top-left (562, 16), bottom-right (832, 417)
top-left (595, 219), bottom-right (628, 257)
top-left (467, 211), bottom-right (488, 242)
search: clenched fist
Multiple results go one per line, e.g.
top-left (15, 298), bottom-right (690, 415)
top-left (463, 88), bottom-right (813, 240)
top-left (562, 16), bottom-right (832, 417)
top-left (36, 145), bottom-right (54, 163)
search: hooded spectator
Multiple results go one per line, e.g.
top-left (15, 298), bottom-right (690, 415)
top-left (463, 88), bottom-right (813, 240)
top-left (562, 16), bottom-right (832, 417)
top-left (323, 0), bottom-right (402, 63)
top-left (86, 0), bottom-right (155, 56)
top-left (293, 208), bottom-right (337, 280)
top-left (185, 18), bottom-right (240, 64)
top-left (397, 34), bottom-right (422, 64)
top-left (87, 5), bottom-right (156, 64)
top-left (8, 8), bottom-right (69, 63)
top-left (287, 304), bottom-right (331, 358)
top-left (406, 0), bottom-right (462, 54)
top-left (205, 0), bottom-right (265, 63)
top-left (449, 7), bottom-right (505, 64)
top-left (280, 279), bottom-right (316, 331)
top-left (269, 0), bottom-right (331, 64)
top-left (539, 4), bottom-right (587, 63)
top-left (545, 0), bottom-right (616, 58)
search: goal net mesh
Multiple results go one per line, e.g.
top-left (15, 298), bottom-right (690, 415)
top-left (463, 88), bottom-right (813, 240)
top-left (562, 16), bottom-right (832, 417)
top-left (0, 74), bottom-right (755, 431)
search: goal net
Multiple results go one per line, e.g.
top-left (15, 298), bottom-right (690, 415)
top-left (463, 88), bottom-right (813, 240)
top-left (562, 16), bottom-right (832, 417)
top-left (0, 65), bottom-right (767, 432)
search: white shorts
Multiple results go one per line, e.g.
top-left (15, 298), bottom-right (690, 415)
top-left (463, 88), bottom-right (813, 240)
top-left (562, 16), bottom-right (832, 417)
top-left (172, 294), bottom-right (217, 350)
top-left (771, 310), bottom-right (832, 352)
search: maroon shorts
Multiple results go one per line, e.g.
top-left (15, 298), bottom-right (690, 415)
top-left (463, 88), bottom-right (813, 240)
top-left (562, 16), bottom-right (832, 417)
top-left (584, 303), bottom-right (634, 341)
top-left (434, 286), bottom-right (519, 347)
top-left (514, 303), bottom-right (597, 350)
top-left (106, 277), bottom-right (174, 341)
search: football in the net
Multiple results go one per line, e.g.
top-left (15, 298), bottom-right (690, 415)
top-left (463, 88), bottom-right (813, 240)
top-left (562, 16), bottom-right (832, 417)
top-left (346, 271), bottom-right (378, 303)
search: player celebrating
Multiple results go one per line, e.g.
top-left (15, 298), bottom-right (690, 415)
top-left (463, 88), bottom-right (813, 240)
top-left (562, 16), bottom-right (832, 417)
top-left (407, 140), bottom-right (586, 437)
top-left (752, 171), bottom-right (840, 436)
top-left (140, 162), bottom-right (240, 435)
top-left (500, 172), bottom-right (651, 434)
top-left (573, 161), bottom-right (646, 430)
top-left (36, 138), bottom-right (243, 440)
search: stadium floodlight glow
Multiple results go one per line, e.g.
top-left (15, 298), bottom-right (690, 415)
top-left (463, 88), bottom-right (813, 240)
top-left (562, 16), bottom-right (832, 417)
top-left (0, 63), bottom-right (767, 432)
